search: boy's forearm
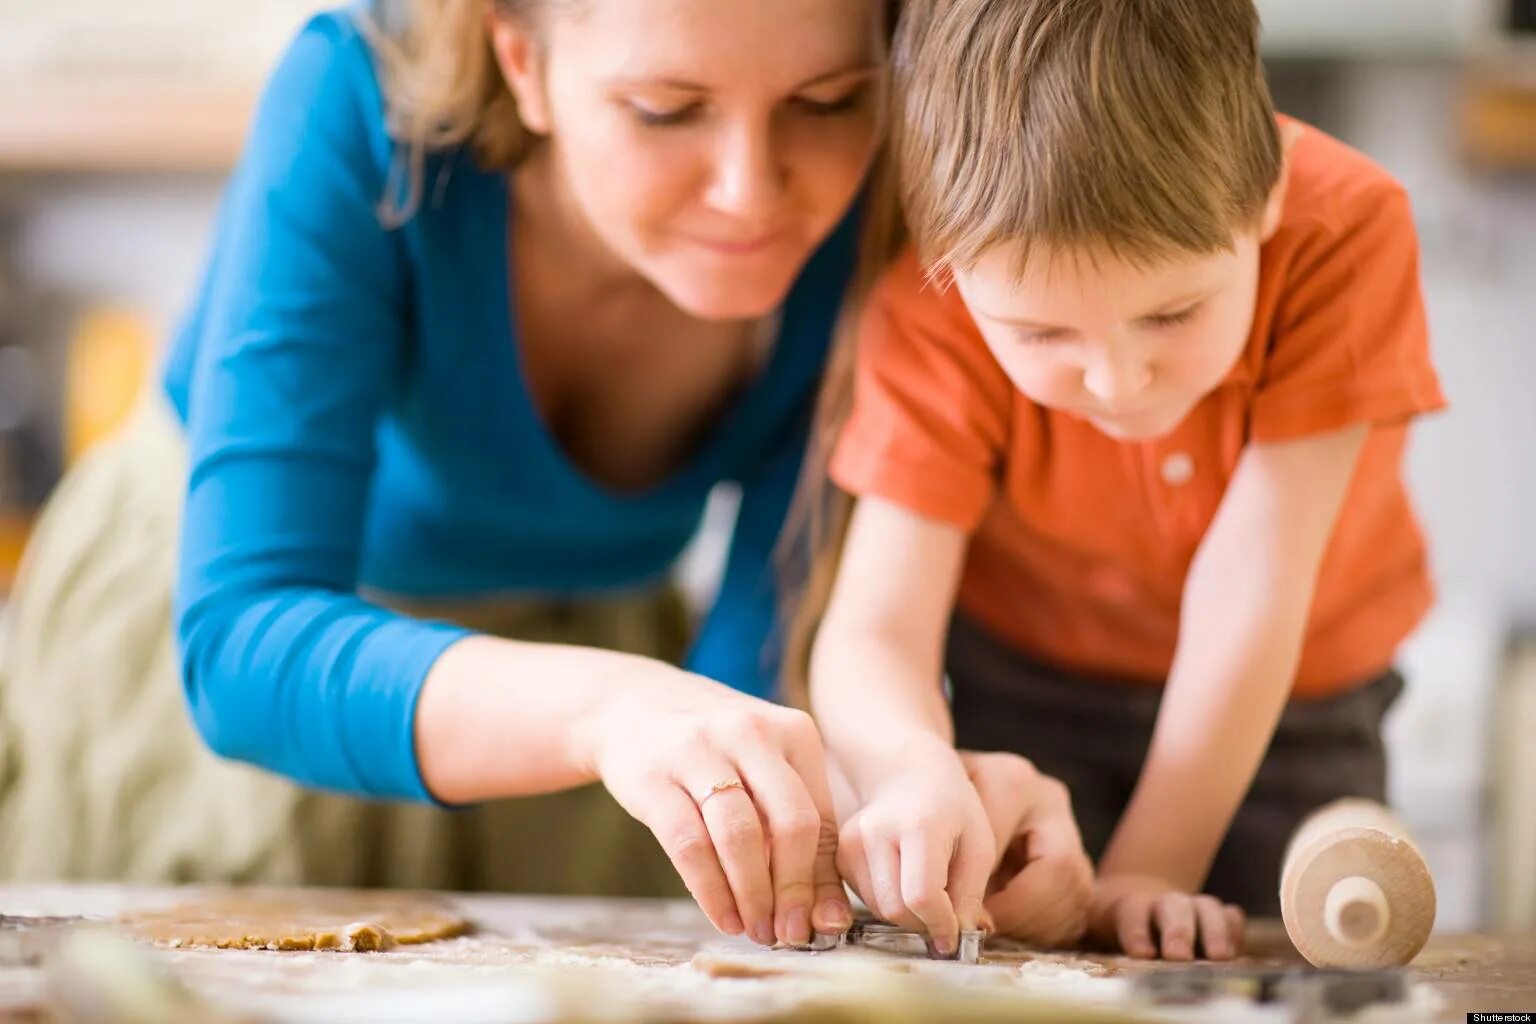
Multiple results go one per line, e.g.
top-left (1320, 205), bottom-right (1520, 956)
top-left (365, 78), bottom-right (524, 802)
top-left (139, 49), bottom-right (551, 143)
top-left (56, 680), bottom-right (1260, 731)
top-left (1100, 428), bottom-right (1367, 890)
top-left (1099, 581), bottom-right (1308, 889)
top-left (811, 629), bottom-right (956, 799)
top-left (808, 498), bottom-right (972, 802)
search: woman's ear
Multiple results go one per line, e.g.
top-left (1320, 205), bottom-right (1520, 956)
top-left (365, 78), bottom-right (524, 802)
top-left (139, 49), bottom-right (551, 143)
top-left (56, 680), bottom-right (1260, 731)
top-left (1259, 120), bottom-right (1304, 242)
top-left (486, 10), bottom-right (552, 134)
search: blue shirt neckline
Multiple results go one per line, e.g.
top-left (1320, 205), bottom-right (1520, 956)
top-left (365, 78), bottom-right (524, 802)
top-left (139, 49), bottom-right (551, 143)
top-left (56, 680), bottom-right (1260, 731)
top-left (478, 168), bottom-right (797, 505)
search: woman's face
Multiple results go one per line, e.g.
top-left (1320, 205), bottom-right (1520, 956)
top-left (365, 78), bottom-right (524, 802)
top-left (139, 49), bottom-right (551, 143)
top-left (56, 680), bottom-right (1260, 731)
top-left (493, 0), bottom-right (887, 320)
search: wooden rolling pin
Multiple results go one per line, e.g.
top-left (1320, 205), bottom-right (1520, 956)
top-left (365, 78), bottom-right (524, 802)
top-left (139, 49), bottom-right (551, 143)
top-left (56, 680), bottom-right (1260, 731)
top-left (1280, 798), bottom-right (1436, 969)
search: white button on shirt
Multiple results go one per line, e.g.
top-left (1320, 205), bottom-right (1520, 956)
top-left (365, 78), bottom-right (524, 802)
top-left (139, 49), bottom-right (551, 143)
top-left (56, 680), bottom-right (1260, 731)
top-left (1160, 451), bottom-right (1194, 486)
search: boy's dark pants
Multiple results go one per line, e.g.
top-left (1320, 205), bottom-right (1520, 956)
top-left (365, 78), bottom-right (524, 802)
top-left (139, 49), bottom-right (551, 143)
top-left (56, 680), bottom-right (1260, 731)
top-left (946, 614), bottom-right (1405, 916)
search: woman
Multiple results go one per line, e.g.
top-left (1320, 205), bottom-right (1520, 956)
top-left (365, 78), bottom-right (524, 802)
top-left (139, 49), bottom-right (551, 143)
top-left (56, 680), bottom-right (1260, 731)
top-left (0, 0), bottom-right (1083, 951)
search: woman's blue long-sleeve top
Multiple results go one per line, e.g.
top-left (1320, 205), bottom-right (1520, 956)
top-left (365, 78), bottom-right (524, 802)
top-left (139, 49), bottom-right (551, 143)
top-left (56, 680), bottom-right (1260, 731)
top-left (162, 9), bottom-right (855, 803)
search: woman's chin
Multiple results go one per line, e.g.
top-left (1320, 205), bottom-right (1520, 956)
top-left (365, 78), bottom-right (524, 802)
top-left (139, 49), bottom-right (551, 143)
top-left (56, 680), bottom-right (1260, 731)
top-left (652, 266), bottom-right (798, 322)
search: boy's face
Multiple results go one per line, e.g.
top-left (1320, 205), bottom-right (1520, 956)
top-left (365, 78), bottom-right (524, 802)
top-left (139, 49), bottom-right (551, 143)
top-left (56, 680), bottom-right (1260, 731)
top-left (953, 235), bottom-right (1263, 442)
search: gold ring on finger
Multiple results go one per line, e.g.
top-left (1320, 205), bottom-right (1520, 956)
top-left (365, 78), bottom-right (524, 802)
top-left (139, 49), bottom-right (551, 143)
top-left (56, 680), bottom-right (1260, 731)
top-left (699, 778), bottom-right (746, 806)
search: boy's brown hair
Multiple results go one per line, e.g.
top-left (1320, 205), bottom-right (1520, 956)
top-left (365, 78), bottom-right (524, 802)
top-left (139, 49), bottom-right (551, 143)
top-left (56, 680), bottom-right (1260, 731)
top-left (895, 0), bottom-right (1282, 274)
top-left (780, 0), bottom-right (1282, 704)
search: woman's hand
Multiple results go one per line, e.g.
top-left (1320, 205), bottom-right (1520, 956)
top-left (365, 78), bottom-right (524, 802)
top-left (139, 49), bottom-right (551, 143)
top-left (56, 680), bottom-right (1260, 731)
top-left (833, 735), bottom-right (997, 956)
top-left (1088, 874), bottom-right (1246, 960)
top-left (961, 751), bottom-right (1094, 949)
top-left (577, 665), bottom-right (852, 949)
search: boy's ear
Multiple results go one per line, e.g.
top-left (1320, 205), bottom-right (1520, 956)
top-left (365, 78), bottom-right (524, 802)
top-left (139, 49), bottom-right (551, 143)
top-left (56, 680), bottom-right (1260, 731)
top-left (486, 10), bottom-right (552, 134)
top-left (1258, 121), bottom-right (1304, 242)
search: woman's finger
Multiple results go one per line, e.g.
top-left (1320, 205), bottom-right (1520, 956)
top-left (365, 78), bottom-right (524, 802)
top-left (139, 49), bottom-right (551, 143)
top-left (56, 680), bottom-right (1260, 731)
top-left (773, 714), bottom-right (853, 935)
top-left (1153, 893), bottom-right (1197, 962)
top-left (681, 765), bottom-right (775, 946)
top-left (1193, 895), bottom-right (1236, 960)
top-left (638, 783), bottom-right (742, 936)
top-left (732, 737), bottom-right (829, 947)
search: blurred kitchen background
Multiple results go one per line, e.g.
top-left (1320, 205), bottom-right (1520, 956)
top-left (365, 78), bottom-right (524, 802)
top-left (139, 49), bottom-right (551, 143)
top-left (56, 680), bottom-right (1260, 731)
top-left (0, 1), bottom-right (1532, 931)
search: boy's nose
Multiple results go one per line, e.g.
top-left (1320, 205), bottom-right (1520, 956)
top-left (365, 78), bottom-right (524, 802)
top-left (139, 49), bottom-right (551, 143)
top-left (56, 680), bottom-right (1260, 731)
top-left (1082, 353), bottom-right (1152, 406)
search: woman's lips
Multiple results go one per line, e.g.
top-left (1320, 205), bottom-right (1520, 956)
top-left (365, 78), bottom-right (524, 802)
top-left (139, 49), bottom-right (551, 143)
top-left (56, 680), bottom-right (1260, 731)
top-left (690, 231), bottom-right (783, 255)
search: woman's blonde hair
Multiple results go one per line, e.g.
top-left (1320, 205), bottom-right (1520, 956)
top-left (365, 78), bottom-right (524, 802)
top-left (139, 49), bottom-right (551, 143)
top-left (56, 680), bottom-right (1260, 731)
top-left (777, 147), bottom-right (906, 710)
top-left (780, 0), bottom-right (1282, 706)
top-left (358, 0), bottom-right (564, 226)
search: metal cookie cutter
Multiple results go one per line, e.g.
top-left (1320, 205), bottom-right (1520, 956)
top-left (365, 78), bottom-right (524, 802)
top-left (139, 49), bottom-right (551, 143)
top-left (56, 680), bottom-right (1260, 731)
top-left (806, 915), bottom-right (985, 964)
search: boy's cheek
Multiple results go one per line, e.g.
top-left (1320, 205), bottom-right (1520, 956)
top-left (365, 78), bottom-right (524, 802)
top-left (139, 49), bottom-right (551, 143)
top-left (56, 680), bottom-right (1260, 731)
top-left (990, 347), bottom-right (1080, 407)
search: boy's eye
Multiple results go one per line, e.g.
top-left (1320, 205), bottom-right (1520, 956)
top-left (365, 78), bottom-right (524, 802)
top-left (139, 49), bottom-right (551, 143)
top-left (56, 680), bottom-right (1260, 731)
top-left (629, 101), bottom-right (703, 127)
top-left (1145, 304), bottom-right (1201, 329)
top-left (1019, 329), bottom-right (1070, 345)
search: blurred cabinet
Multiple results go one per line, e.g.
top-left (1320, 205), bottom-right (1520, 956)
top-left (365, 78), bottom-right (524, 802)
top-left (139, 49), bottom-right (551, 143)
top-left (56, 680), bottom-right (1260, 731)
top-left (1511, 0), bottom-right (1536, 32)
top-left (0, 0), bottom-right (324, 81)
top-left (0, 2), bottom-right (326, 589)
top-left (1495, 638), bottom-right (1536, 930)
top-left (1257, 0), bottom-right (1495, 56)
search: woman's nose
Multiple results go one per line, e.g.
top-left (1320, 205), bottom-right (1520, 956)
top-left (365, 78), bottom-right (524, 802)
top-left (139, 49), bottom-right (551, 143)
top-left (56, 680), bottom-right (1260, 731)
top-left (703, 122), bottom-right (785, 224)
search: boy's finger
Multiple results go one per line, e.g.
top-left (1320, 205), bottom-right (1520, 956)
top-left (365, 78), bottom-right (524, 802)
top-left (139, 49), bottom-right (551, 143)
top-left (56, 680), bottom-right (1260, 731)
top-left (1193, 896), bottom-right (1235, 960)
top-left (945, 816), bottom-right (994, 935)
top-left (985, 857), bottom-right (1088, 947)
top-left (901, 832), bottom-right (960, 955)
top-left (835, 828), bottom-right (877, 919)
top-left (1225, 904), bottom-right (1248, 952)
top-left (867, 839), bottom-right (919, 931)
top-left (1116, 896), bottom-right (1157, 959)
top-left (1153, 894), bottom-right (1197, 962)
top-left (1017, 780), bottom-right (1089, 863)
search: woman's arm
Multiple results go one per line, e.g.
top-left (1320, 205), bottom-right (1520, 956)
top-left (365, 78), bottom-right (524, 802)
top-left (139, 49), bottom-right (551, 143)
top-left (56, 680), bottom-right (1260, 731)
top-left (175, 15), bottom-right (468, 801)
top-left (1092, 423), bottom-right (1369, 958)
top-left (417, 635), bottom-right (849, 945)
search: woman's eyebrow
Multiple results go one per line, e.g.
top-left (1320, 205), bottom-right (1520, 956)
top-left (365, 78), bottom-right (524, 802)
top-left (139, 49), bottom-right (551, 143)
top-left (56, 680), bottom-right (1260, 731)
top-left (608, 64), bottom-right (879, 94)
top-left (791, 64), bottom-right (882, 89)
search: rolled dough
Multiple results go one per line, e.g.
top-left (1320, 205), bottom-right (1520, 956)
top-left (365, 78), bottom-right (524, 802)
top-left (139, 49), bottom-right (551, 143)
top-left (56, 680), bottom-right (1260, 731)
top-left (118, 889), bottom-right (470, 952)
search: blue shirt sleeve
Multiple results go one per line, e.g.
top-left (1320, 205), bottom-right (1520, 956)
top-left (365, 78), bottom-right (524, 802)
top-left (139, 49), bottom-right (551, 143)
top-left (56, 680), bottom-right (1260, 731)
top-left (685, 411), bottom-right (810, 702)
top-left (173, 14), bottom-right (469, 803)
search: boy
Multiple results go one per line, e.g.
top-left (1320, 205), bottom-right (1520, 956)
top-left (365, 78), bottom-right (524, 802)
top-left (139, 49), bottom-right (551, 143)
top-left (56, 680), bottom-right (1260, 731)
top-left (807, 0), bottom-right (1444, 960)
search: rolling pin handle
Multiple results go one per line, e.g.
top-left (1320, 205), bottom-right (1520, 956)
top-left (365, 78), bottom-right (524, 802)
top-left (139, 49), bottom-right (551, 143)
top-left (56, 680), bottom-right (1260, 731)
top-left (1324, 875), bottom-right (1391, 949)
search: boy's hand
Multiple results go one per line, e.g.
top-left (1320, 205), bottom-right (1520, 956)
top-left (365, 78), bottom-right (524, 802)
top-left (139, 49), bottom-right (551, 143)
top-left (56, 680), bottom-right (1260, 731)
top-left (960, 751), bottom-right (1093, 949)
top-left (1088, 874), bottom-right (1245, 961)
top-left (835, 736), bottom-right (997, 956)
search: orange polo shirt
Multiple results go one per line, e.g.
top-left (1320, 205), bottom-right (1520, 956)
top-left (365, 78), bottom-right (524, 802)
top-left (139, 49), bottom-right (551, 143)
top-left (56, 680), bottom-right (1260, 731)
top-left (830, 121), bottom-right (1446, 698)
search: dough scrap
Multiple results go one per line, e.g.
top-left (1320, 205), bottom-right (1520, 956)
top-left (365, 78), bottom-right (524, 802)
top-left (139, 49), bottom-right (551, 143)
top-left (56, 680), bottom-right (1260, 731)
top-left (118, 889), bottom-right (470, 952)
